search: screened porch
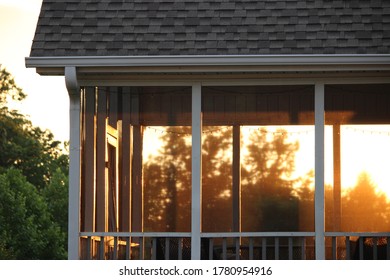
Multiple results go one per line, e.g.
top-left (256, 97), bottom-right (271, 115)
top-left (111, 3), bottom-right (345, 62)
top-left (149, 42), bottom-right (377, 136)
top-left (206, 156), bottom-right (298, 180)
top-left (77, 84), bottom-right (390, 260)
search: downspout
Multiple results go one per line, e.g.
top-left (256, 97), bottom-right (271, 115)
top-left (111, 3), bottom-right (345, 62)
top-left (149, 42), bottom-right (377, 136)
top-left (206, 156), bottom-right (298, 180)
top-left (65, 67), bottom-right (81, 260)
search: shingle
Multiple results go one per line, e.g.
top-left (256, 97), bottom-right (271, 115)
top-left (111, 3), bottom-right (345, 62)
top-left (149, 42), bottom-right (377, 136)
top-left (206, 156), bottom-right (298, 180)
top-left (29, 0), bottom-right (390, 57)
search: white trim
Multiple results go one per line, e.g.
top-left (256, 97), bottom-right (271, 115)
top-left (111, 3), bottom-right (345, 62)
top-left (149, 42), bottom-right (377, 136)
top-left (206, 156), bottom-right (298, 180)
top-left (325, 232), bottom-right (390, 237)
top-left (26, 54), bottom-right (390, 68)
top-left (66, 66), bottom-right (81, 260)
top-left (79, 231), bottom-right (317, 238)
top-left (191, 83), bottom-right (202, 260)
top-left (201, 232), bottom-right (315, 238)
top-left (314, 83), bottom-right (325, 260)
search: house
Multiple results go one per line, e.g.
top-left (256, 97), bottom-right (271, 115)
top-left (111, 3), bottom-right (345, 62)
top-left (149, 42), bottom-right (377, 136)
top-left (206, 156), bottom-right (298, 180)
top-left (26, 0), bottom-right (390, 260)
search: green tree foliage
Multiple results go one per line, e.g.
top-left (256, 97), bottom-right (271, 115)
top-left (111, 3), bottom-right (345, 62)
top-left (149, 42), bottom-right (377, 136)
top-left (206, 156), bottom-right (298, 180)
top-left (0, 169), bottom-right (66, 259)
top-left (0, 66), bottom-right (26, 104)
top-left (42, 168), bottom-right (69, 240)
top-left (1, 66), bottom-right (68, 189)
top-left (0, 66), bottom-right (68, 259)
top-left (0, 108), bottom-right (68, 189)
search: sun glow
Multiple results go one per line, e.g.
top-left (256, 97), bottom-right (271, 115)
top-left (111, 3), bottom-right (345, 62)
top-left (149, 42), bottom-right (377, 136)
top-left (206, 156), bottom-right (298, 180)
top-left (338, 125), bottom-right (390, 200)
top-left (291, 124), bottom-right (390, 201)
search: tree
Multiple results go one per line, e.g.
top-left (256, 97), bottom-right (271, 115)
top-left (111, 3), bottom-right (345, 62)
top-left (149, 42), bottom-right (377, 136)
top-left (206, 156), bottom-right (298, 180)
top-left (241, 128), bottom-right (301, 232)
top-left (342, 172), bottom-right (390, 232)
top-left (0, 169), bottom-right (66, 259)
top-left (0, 66), bottom-right (68, 259)
top-left (141, 122), bottom-right (390, 236)
top-left (0, 66), bottom-right (26, 105)
top-left (0, 66), bottom-right (68, 189)
top-left (143, 127), bottom-right (192, 232)
top-left (201, 127), bottom-right (233, 232)
top-left (143, 126), bottom-right (305, 233)
top-left (42, 168), bottom-right (69, 244)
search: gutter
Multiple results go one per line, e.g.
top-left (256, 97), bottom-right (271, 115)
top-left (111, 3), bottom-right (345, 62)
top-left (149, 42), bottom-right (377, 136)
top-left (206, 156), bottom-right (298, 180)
top-left (26, 54), bottom-right (390, 68)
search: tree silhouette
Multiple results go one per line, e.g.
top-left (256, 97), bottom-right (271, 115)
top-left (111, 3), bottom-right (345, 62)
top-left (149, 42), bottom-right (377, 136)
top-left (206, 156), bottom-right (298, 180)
top-left (143, 127), bottom-right (191, 232)
top-left (341, 172), bottom-right (390, 232)
top-left (142, 125), bottom-right (390, 234)
top-left (241, 128), bottom-right (302, 232)
top-left (144, 126), bottom-right (306, 233)
top-left (201, 127), bottom-right (233, 232)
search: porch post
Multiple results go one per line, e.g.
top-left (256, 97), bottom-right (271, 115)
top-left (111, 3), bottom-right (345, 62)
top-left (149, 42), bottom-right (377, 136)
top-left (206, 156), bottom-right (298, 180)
top-left (191, 83), bottom-right (202, 260)
top-left (232, 125), bottom-right (241, 232)
top-left (315, 82), bottom-right (325, 260)
top-left (333, 124), bottom-right (342, 259)
top-left (333, 124), bottom-right (342, 232)
top-left (65, 67), bottom-right (81, 260)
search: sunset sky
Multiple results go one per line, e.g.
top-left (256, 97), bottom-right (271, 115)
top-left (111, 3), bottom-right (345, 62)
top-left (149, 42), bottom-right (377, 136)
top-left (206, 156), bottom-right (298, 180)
top-left (0, 0), bottom-right (69, 142)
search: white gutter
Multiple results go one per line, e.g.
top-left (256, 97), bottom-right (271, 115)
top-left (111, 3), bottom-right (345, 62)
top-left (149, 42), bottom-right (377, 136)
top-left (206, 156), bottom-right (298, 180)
top-left (26, 54), bottom-right (390, 68)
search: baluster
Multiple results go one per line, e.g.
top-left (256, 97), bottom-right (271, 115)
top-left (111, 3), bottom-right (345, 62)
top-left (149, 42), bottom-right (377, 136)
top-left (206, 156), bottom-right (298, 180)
top-left (99, 236), bottom-right (105, 260)
top-left (222, 238), bottom-right (227, 260)
top-left (373, 237), bottom-right (378, 260)
top-left (139, 237), bottom-right (144, 260)
top-left (346, 236), bottom-right (350, 260)
top-left (152, 237), bottom-right (157, 260)
top-left (113, 236), bottom-right (118, 260)
top-left (249, 238), bottom-right (254, 260)
top-left (288, 237), bottom-right (293, 260)
top-left (178, 238), bottom-right (183, 260)
top-left (125, 237), bottom-right (130, 260)
top-left (235, 237), bottom-right (240, 260)
top-left (262, 238), bottom-right (267, 260)
top-left (209, 238), bottom-right (214, 260)
top-left (86, 236), bottom-right (92, 260)
top-left (301, 237), bottom-right (306, 260)
top-left (332, 237), bottom-right (337, 260)
top-left (359, 237), bottom-right (364, 260)
top-left (165, 238), bottom-right (170, 260)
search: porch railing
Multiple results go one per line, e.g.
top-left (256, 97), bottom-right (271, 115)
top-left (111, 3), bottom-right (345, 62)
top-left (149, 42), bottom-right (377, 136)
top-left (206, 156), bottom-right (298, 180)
top-left (200, 232), bottom-right (315, 260)
top-left (325, 232), bottom-right (390, 260)
top-left (79, 232), bottom-right (389, 260)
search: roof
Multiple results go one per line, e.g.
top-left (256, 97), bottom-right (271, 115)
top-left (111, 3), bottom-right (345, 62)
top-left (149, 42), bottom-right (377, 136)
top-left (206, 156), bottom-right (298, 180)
top-left (30, 0), bottom-right (390, 57)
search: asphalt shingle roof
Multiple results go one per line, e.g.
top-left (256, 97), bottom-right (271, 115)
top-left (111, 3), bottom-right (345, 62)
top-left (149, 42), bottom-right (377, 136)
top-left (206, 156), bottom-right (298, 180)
top-left (30, 0), bottom-right (390, 57)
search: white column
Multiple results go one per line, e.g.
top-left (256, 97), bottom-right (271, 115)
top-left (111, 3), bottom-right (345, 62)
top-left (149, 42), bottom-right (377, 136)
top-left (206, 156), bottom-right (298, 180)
top-left (66, 67), bottom-right (81, 260)
top-left (315, 82), bottom-right (325, 260)
top-left (191, 83), bottom-right (202, 260)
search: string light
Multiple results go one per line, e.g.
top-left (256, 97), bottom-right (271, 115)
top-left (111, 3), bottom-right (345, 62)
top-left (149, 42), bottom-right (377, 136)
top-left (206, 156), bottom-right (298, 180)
top-left (343, 126), bottom-right (390, 136)
top-left (145, 126), bottom-right (231, 136)
top-left (243, 126), bottom-right (315, 136)
top-left (145, 126), bottom-right (316, 136)
top-left (146, 126), bottom-right (390, 137)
